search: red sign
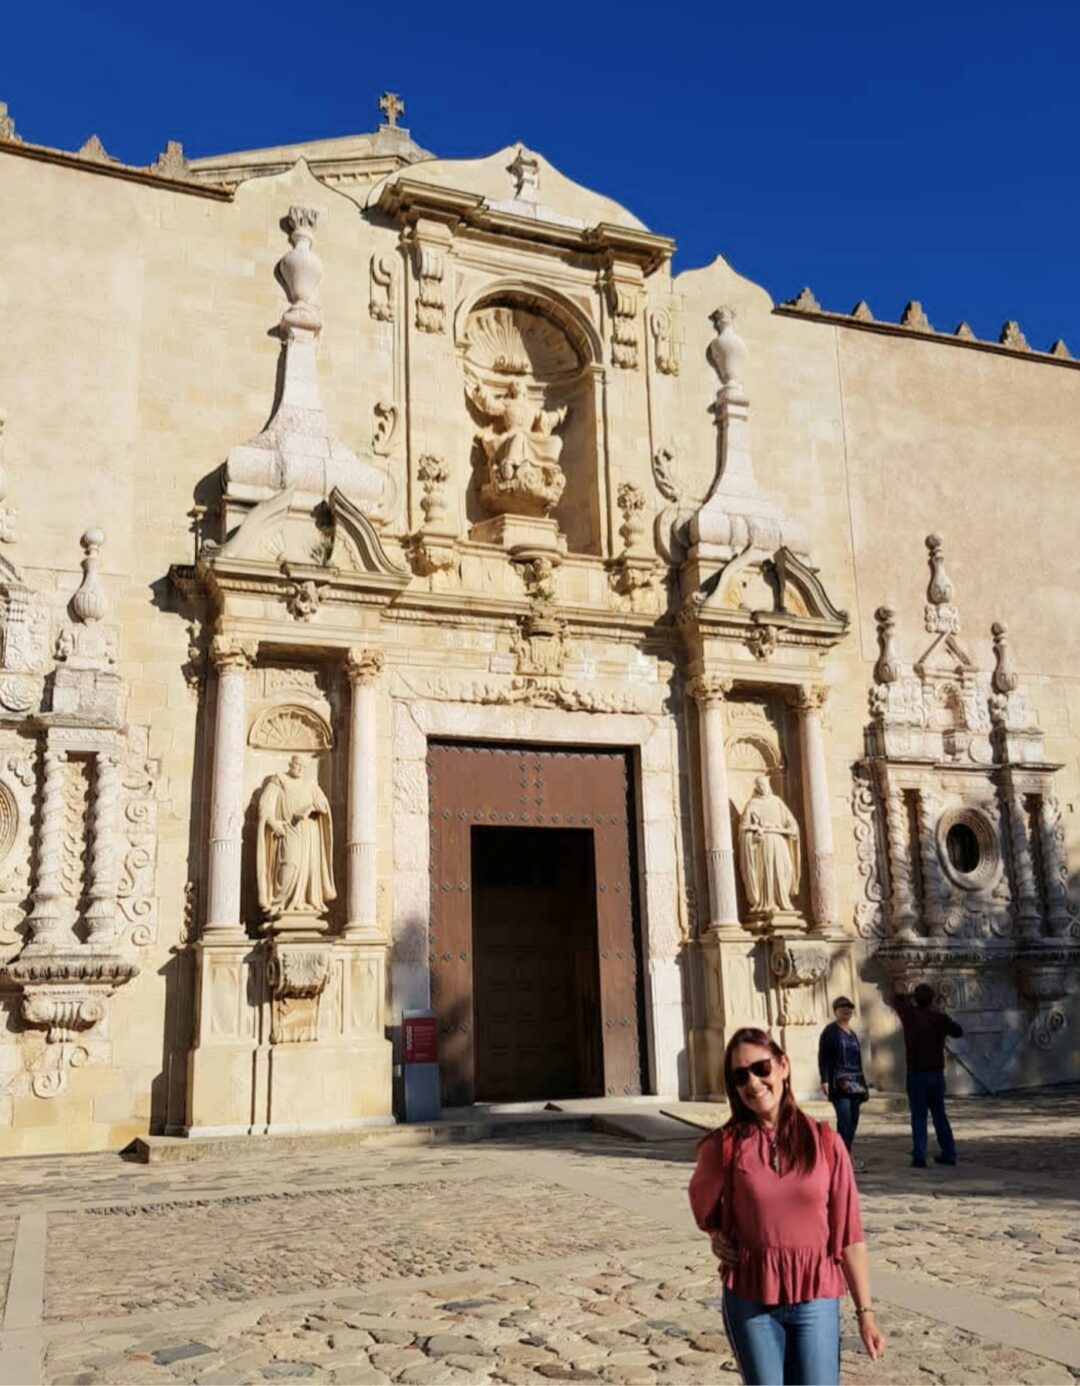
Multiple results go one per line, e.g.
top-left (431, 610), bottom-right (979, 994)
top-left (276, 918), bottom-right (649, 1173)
top-left (403, 1015), bottom-right (438, 1065)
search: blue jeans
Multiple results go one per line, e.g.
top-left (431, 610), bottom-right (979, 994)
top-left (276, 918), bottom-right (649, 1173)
top-left (830, 1096), bottom-right (861, 1152)
top-left (907, 1071), bottom-right (957, 1163)
top-left (722, 1287), bottom-right (840, 1385)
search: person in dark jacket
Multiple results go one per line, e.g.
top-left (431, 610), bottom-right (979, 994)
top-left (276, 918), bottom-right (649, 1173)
top-left (818, 998), bottom-right (868, 1153)
top-left (892, 982), bottom-right (964, 1167)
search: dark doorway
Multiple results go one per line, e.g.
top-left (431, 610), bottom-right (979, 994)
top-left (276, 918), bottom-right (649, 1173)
top-left (471, 826), bottom-right (603, 1102)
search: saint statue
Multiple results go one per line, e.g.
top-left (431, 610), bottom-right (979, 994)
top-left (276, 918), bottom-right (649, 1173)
top-left (468, 378), bottom-right (569, 516)
top-left (257, 755), bottom-right (336, 920)
top-left (738, 774), bottom-right (801, 916)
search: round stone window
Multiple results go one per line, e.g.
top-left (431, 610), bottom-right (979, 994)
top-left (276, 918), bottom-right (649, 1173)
top-left (936, 807), bottom-right (1001, 891)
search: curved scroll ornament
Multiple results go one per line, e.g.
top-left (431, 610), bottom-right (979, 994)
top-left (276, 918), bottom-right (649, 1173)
top-left (117, 759), bottom-right (159, 947)
top-left (0, 778), bottom-right (18, 869)
top-left (851, 768), bottom-right (886, 939)
top-left (249, 703), bottom-right (334, 752)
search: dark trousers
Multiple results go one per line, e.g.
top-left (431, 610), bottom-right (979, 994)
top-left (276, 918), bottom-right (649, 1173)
top-left (830, 1096), bottom-right (861, 1152)
top-left (907, 1071), bottom-right (957, 1163)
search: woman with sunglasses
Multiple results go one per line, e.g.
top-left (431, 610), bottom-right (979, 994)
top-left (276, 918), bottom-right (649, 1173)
top-left (689, 1027), bottom-right (886, 1385)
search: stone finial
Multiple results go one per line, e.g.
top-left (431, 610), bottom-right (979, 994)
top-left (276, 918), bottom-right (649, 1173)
top-left (509, 147), bottom-right (540, 203)
top-left (0, 406), bottom-right (16, 544)
top-left (0, 101), bottom-right (20, 143)
top-left (150, 140), bottom-right (190, 179)
top-left (953, 321), bottom-right (976, 340)
top-left (1049, 339), bottom-right (1072, 359)
top-left (278, 206), bottom-right (323, 340)
top-left (901, 301), bottom-right (932, 331)
top-left (379, 91), bottom-right (405, 128)
top-left (874, 604), bottom-right (901, 684)
top-left (785, 287), bottom-right (820, 312)
top-left (991, 621), bottom-right (1020, 695)
top-left (78, 134), bottom-right (115, 164)
top-left (850, 300), bottom-right (874, 321)
top-left (616, 481), bottom-right (647, 554)
top-left (71, 528), bottom-right (108, 624)
top-left (924, 532), bottom-right (959, 634)
top-left (708, 305), bottom-right (747, 392)
top-left (999, 320), bottom-right (1030, 352)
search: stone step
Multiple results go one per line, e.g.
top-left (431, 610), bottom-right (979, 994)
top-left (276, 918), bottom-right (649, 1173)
top-left (133, 1111), bottom-right (592, 1163)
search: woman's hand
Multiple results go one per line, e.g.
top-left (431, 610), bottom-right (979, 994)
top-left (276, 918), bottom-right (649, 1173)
top-left (858, 1311), bottom-right (886, 1360)
top-left (709, 1230), bottom-right (738, 1268)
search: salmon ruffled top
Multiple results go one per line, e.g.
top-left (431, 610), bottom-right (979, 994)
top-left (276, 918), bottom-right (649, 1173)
top-left (688, 1116), bottom-right (863, 1306)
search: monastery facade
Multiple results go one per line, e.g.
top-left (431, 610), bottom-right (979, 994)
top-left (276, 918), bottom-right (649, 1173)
top-left (0, 97), bottom-right (1078, 1155)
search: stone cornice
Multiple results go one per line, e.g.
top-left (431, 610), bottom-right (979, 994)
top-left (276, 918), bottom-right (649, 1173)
top-left (773, 301), bottom-right (1080, 371)
top-left (0, 137), bottom-right (233, 199)
top-left (377, 177), bottom-right (674, 275)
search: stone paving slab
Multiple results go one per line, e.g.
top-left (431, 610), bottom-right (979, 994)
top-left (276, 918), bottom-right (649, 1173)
top-left (3, 1093), bottom-right (1080, 1385)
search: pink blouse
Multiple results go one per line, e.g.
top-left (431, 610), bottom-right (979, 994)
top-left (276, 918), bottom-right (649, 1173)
top-left (688, 1116), bottom-right (863, 1306)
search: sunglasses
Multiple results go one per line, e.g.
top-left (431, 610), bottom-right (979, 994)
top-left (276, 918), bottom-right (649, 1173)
top-left (731, 1059), bottom-right (774, 1087)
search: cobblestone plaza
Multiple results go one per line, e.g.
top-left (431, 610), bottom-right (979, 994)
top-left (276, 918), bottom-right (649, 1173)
top-left (2, 1095), bottom-right (1079, 1385)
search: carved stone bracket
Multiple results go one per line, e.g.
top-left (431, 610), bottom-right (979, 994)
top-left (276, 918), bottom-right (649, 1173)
top-left (1016, 951), bottom-right (1074, 1051)
top-left (10, 952), bottom-right (139, 1097)
top-left (266, 941), bottom-right (334, 1044)
top-left (769, 940), bottom-right (830, 1027)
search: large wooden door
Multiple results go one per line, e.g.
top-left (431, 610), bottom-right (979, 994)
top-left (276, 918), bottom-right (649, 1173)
top-left (427, 743), bottom-right (643, 1106)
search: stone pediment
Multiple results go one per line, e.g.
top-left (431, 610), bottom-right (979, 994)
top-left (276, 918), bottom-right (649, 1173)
top-left (370, 146), bottom-right (673, 273)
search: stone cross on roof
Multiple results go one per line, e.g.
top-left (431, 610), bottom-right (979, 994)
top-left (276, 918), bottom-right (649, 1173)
top-left (379, 92), bottom-right (405, 129)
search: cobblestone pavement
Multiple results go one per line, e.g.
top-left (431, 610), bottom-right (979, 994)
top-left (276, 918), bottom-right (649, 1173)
top-left (2, 1094), bottom-right (1080, 1385)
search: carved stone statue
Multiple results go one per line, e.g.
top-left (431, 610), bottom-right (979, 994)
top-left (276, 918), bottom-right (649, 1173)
top-left (738, 774), bottom-right (801, 917)
top-left (469, 378), bottom-right (569, 517)
top-left (257, 755), bottom-right (336, 921)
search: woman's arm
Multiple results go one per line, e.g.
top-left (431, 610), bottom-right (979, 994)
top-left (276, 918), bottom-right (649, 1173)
top-left (841, 1241), bottom-right (886, 1361)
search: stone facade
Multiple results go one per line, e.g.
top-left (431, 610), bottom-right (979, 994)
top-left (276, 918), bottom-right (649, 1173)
top-left (1, 97), bottom-right (1078, 1153)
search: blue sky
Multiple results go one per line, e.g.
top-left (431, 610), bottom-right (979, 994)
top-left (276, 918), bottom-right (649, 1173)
top-left (5, 1), bottom-right (1078, 348)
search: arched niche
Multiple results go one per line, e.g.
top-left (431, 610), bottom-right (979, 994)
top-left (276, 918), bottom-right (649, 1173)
top-left (458, 286), bottom-right (603, 556)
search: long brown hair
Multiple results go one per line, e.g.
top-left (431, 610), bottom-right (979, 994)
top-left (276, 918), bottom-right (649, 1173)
top-left (722, 1027), bottom-right (817, 1175)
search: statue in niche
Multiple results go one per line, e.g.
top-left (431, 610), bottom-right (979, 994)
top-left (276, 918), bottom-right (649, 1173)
top-left (468, 378), bottom-right (569, 517)
top-left (738, 774), bottom-right (801, 916)
top-left (257, 755), bottom-right (336, 920)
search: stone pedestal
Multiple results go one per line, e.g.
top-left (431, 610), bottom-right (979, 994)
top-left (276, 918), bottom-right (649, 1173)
top-left (469, 513), bottom-right (566, 560)
top-left (186, 938), bottom-right (393, 1135)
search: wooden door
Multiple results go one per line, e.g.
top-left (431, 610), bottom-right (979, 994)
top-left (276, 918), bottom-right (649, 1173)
top-left (427, 743), bottom-right (643, 1106)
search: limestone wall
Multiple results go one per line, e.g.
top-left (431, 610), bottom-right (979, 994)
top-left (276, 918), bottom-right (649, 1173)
top-left (0, 138), bottom-right (1077, 1153)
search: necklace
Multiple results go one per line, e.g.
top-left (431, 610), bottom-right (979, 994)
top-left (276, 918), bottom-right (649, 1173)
top-left (766, 1131), bottom-right (780, 1174)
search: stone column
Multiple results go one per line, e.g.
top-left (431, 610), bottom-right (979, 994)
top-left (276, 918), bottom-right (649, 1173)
top-left (688, 675), bottom-right (740, 934)
top-left (791, 685), bottom-right (839, 933)
top-left (85, 752), bottom-right (120, 944)
top-left (24, 748), bottom-right (69, 950)
top-left (204, 635), bottom-right (257, 938)
top-left (344, 647), bottom-right (385, 938)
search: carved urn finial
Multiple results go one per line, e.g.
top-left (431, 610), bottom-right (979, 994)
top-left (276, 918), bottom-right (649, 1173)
top-left (708, 305), bottom-right (747, 393)
top-left (278, 206), bottom-right (323, 340)
top-left (0, 406), bottom-right (15, 545)
top-left (925, 533), bottom-right (953, 605)
top-left (874, 604), bottom-right (901, 684)
top-left (0, 101), bottom-right (18, 143)
top-left (991, 621), bottom-right (1020, 695)
top-left (924, 533), bottom-right (960, 635)
top-left (71, 527), bottom-right (108, 624)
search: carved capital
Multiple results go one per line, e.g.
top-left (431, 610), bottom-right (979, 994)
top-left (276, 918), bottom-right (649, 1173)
top-left (789, 684), bottom-right (830, 713)
top-left (687, 674), bottom-right (733, 708)
top-left (346, 647), bottom-right (385, 687)
top-left (210, 634), bottom-right (258, 674)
